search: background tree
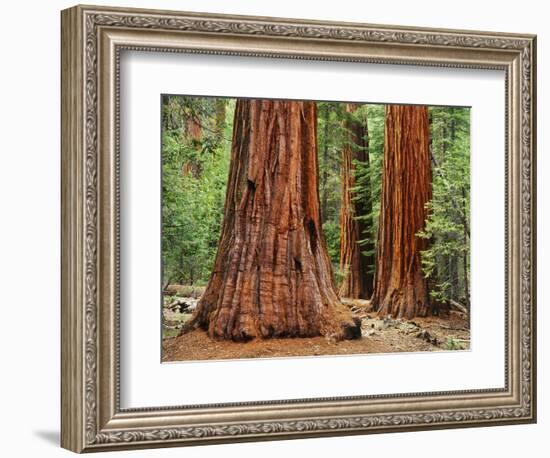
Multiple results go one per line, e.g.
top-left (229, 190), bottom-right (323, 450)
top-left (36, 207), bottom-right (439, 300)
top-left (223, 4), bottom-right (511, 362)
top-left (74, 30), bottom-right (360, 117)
top-left (184, 99), bottom-right (361, 341)
top-left (353, 104), bottom-right (385, 292)
top-left (317, 102), bottom-right (346, 278)
top-left (371, 105), bottom-right (432, 319)
top-left (161, 95), bottom-right (231, 287)
top-left (339, 104), bottom-right (374, 299)
top-left (418, 107), bottom-right (471, 312)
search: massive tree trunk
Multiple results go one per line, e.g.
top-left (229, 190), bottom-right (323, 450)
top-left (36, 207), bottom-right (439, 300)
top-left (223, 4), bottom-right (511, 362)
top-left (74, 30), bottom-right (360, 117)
top-left (339, 104), bottom-right (374, 299)
top-left (371, 105), bottom-right (432, 319)
top-left (184, 99), bottom-right (361, 341)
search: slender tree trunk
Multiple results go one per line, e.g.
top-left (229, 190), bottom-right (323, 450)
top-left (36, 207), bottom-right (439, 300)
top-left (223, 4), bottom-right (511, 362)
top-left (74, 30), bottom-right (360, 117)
top-left (215, 98), bottom-right (226, 144)
top-left (339, 104), bottom-right (373, 299)
top-left (186, 116), bottom-right (202, 144)
top-left (182, 113), bottom-right (202, 177)
top-left (371, 105), bottom-right (432, 319)
top-left (184, 99), bottom-right (361, 341)
top-left (448, 115), bottom-right (459, 300)
top-left (461, 186), bottom-right (470, 311)
top-left (162, 95), bottom-right (170, 130)
top-left (321, 104), bottom-right (330, 221)
top-left (449, 257), bottom-right (458, 300)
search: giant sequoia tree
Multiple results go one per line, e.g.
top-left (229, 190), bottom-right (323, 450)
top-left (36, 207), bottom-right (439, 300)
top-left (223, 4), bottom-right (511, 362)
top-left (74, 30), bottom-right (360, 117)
top-left (371, 105), bottom-right (432, 319)
top-left (339, 104), bottom-right (374, 299)
top-left (184, 99), bottom-right (361, 341)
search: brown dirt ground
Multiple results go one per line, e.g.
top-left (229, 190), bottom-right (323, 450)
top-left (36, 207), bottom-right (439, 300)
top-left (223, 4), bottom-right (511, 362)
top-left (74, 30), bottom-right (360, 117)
top-left (162, 311), bottom-right (470, 362)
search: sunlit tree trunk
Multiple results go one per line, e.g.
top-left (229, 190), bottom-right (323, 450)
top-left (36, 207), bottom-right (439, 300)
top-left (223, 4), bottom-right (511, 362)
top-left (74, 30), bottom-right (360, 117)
top-left (184, 99), bottom-right (361, 341)
top-left (181, 112), bottom-right (202, 177)
top-left (339, 104), bottom-right (373, 299)
top-left (372, 105), bottom-right (432, 319)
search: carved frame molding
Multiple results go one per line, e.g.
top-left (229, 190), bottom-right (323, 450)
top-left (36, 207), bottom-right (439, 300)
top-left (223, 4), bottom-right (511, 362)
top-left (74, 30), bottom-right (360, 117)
top-left (61, 4), bottom-right (536, 452)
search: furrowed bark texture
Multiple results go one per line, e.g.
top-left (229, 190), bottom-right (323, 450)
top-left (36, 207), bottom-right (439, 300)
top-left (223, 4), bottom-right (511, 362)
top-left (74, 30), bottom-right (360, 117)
top-left (372, 105), bottom-right (432, 319)
top-left (185, 99), bottom-right (360, 341)
top-left (339, 104), bottom-right (374, 299)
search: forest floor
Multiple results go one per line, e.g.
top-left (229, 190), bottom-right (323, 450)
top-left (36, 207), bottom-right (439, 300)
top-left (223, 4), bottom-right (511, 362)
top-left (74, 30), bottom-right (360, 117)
top-left (162, 293), bottom-right (470, 362)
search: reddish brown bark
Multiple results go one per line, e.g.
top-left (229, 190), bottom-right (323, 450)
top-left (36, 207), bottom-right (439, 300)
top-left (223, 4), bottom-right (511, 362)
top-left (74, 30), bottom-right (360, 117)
top-left (371, 105), bottom-right (432, 319)
top-left (186, 116), bottom-right (202, 143)
top-left (184, 99), bottom-right (361, 341)
top-left (339, 104), bottom-right (374, 299)
top-left (181, 115), bottom-right (202, 177)
top-left (214, 98), bottom-right (226, 143)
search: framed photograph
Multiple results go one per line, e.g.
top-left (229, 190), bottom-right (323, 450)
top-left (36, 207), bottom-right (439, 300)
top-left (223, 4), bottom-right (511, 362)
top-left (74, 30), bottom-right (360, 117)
top-left (61, 4), bottom-right (537, 453)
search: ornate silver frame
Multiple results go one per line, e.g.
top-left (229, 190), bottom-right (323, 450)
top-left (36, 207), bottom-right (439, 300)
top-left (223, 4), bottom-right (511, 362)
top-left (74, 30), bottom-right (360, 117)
top-left (61, 4), bottom-right (537, 453)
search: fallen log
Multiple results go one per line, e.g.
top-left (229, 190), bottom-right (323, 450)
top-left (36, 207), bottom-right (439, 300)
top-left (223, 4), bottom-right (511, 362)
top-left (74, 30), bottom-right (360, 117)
top-left (449, 300), bottom-right (468, 315)
top-left (165, 298), bottom-right (198, 313)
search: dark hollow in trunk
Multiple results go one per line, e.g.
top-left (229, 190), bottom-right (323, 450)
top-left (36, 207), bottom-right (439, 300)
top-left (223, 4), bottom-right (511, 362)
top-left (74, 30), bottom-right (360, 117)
top-left (183, 99), bottom-right (361, 341)
top-left (339, 104), bottom-right (374, 299)
top-left (371, 105), bottom-right (432, 319)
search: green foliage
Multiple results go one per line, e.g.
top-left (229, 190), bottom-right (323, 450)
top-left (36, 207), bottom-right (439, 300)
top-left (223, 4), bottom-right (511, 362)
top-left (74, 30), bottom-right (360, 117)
top-left (353, 104), bottom-right (384, 274)
top-left (332, 265), bottom-right (348, 289)
top-left (162, 96), bottom-right (233, 285)
top-left (317, 102), bottom-right (347, 270)
top-left (418, 107), bottom-right (471, 307)
top-left (316, 102), bottom-right (383, 281)
top-left (446, 337), bottom-right (465, 351)
top-left (322, 220), bottom-right (341, 263)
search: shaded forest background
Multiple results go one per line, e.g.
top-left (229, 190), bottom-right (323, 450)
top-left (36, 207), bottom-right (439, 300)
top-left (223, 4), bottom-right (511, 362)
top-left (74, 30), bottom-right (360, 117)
top-left (161, 95), bottom-right (470, 310)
